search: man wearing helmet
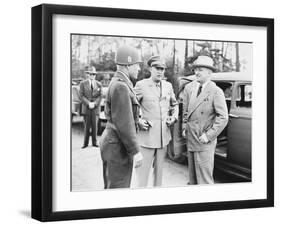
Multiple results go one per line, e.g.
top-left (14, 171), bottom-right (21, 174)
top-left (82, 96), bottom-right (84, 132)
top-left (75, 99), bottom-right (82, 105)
top-left (100, 45), bottom-right (143, 189)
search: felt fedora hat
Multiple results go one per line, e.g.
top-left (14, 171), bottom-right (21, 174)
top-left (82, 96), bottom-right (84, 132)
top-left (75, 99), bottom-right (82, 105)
top-left (192, 55), bottom-right (217, 72)
top-left (85, 66), bottom-right (97, 74)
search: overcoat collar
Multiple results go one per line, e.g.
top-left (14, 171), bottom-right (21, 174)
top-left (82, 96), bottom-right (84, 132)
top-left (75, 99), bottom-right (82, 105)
top-left (115, 70), bottom-right (134, 90)
top-left (186, 81), bottom-right (215, 119)
top-left (114, 71), bottom-right (139, 101)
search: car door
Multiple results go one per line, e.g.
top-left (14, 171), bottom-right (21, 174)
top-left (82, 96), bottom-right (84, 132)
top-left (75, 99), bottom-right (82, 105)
top-left (227, 82), bottom-right (252, 169)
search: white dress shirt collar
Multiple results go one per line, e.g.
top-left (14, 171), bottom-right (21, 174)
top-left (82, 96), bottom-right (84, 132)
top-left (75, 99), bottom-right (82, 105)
top-left (197, 80), bottom-right (210, 92)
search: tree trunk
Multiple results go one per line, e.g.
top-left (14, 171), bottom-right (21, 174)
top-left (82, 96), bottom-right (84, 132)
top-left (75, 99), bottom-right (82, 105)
top-left (193, 41), bottom-right (195, 56)
top-left (173, 40), bottom-right (176, 73)
top-left (184, 40), bottom-right (188, 70)
top-left (224, 43), bottom-right (228, 58)
top-left (235, 42), bottom-right (240, 72)
top-left (87, 36), bottom-right (91, 65)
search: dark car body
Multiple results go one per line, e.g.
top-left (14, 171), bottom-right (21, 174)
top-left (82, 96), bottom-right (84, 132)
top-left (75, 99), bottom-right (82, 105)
top-left (168, 72), bottom-right (252, 182)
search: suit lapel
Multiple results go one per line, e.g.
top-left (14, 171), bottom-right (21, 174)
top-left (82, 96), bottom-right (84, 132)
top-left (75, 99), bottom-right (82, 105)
top-left (186, 81), bottom-right (214, 119)
top-left (188, 83), bottom-right (197, 111)
top-left (85, 79), bottom-right (91, 91)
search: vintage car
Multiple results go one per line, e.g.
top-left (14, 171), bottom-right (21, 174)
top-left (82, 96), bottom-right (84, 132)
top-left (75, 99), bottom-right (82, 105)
top-left (168, 72), bottom-right (252, 182)
top-left (71, 72), bottom-right (114, 130)
top-left (71, 78), bottom-right (83, 121)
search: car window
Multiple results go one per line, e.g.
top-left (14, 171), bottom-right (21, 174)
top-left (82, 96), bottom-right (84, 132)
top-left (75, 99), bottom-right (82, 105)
top-left (215, 82), bottom-right (232, 99)
top-left (215, 82), bottom-right (233, 113)
top-left (236, 84), bottom-right (252, 108)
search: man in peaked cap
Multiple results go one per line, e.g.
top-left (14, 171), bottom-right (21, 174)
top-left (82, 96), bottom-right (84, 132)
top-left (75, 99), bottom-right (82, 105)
top-left (134, 55), bottom-right (178, 187)
top-left (181, 55), bottom-right (228, 184)
top-left (79, 66), bottom-right (102, 148)
top-left (100, 45), bottom-right (143, 189)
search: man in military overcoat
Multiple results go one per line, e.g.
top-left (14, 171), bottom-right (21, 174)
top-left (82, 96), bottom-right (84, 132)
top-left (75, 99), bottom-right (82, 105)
top-left (182, 55), bottom-right (228, 184)
top-left (100, 45), bottom-right (143, 189)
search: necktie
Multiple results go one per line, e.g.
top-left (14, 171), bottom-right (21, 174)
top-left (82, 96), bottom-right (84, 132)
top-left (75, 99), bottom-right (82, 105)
top-left (197, 84), bottom-right (202, 97)
top-left (90, 81), bottom-right (93, 91)
top-left (156, 83), bottom-right (161, 95)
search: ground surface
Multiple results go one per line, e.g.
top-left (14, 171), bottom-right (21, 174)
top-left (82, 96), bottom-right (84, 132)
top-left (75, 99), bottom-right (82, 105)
top-left (71, 118), bottom-right (230, 191)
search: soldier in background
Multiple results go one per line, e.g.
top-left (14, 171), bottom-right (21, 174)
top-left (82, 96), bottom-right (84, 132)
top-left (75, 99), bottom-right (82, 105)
top-left (100, 45), bottom-right (143, 189)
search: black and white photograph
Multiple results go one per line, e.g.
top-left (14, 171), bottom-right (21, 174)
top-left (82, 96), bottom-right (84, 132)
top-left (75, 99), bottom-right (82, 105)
top-left (0, 0), bottom-right (279, 225)
top-left (30, 3), bottom-right (273, 222)
top-left (71, 35), bottom-right (252, 191)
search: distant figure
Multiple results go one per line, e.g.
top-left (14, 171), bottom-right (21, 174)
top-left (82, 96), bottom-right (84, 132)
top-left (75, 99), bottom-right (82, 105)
top-left (134, 55), bottom-right (178, 187)
top-left (100, 45), bottom-right (143, 189)
top-left (79, 66), bottom-right (102, 148)
top-left (181, 55), bottom-right (228, 184)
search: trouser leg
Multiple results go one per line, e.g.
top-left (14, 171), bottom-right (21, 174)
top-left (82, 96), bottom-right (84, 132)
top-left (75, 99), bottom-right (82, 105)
top-left (102, 160), bottom-right (133, 189)
top-left (90, 112), bottom-right (97, 145)
top-left (193, 150), bottom-right (215, 184)
top-left (188, 152), bottom-right (197, 185)
top-left (102, 161), bottom-right (109, 189)
top-left (100, 129), bottom-right (134, 189)
top-left (83, 114), bottom-right (90, 146)
top-left (136, 147), bottom-right (154, 187)
top-left (153, 147), bottom-right (166, 187)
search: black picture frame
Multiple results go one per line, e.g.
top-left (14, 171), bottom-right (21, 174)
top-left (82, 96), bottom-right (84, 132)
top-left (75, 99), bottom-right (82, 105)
top-left (31, 3), bottom-right (274, 222)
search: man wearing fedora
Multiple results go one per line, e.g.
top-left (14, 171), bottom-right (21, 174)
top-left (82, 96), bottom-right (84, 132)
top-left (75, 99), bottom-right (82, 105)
top-left (134, 56), bottom-right (178, 187)
top-left (181, 55), bottom-right (228, 184)
top-left (79, 66), bottom-right (102, 148)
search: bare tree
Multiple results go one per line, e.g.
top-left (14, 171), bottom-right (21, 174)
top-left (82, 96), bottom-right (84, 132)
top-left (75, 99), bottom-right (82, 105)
top-left (184, 40), bottom-right (189, 71)
top-left (172, 40), bottom-right (176, 73)
top-left (235, 42), bottom-right (240, 72)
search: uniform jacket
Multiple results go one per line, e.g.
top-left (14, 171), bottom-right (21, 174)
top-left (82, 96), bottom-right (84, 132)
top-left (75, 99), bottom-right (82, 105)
top-left (134, 78), bottom-right (178, 149)
top-left (182, 80), bottom-right (228, 152)
top-left (79, 79), bottom-right (102, 115)
top-left (100, 71), bottom-right (140, 164)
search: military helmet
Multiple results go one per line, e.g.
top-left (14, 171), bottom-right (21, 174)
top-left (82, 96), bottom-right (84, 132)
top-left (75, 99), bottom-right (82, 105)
top-left (115, 45), bottom-right (142, 65)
